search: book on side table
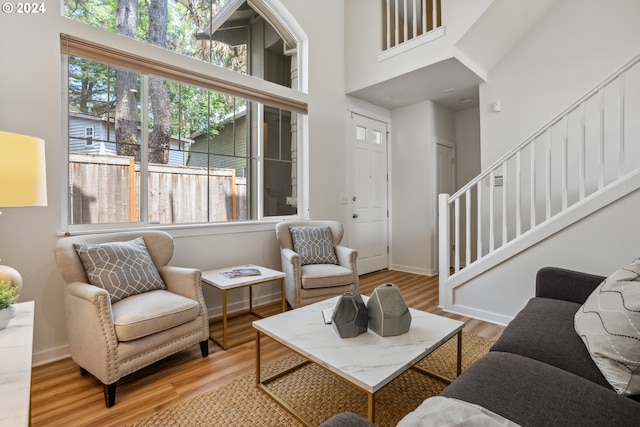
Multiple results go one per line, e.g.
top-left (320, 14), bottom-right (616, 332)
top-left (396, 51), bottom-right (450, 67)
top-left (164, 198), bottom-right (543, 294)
top-left (220, 268), bottom-right (262, 279)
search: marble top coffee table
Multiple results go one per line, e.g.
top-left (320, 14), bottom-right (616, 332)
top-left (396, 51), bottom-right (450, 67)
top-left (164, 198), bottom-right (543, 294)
top-left (253, 295), bottom-right (464, 425)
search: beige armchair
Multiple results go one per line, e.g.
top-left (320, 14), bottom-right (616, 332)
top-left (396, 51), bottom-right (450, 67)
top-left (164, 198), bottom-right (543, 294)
top-left (276, 220), bottom-right (359, 308)
top-left (54, 230), bottom-right (209, 407)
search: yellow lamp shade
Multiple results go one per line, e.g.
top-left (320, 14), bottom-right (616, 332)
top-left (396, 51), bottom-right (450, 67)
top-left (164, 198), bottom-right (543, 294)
top-left (0, 131), bottom-right (47, 207)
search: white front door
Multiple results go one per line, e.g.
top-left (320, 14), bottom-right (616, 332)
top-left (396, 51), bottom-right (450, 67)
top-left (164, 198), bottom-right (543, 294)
top-left (350, 113), bottom-right (389, 275)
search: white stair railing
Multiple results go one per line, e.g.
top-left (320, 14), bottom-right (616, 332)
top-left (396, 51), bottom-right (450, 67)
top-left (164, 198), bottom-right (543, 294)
top-left (439, 53), bottom-right (640, 293)
top-left (383, 0), bottom-right (441, 50)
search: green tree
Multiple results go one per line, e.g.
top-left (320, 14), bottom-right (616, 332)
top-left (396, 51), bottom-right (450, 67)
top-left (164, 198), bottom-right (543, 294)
top-left (148, 0), bottom-right (171, 164)
top-left (65, 0), bottom-right (241, 159)
top-left (115, 0), bottom-right (140, 159)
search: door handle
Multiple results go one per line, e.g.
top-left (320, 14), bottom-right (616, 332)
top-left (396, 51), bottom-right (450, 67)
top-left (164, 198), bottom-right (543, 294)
top-left (352, 213), bottom-right (359, 218)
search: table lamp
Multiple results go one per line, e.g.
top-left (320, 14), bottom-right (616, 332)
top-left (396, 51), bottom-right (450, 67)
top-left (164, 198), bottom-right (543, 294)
top-left (0, 131), bottom-right (48, 296)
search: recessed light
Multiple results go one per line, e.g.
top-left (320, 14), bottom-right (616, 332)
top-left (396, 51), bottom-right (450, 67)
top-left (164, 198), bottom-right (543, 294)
top-left (460, 97), bottom-right (473, 103)
top-left (443, 88), bottom-right (455, 93)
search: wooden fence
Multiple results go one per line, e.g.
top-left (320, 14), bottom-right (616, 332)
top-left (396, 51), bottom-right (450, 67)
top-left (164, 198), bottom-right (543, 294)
top-left (69, 153), bottom-right (247, 224)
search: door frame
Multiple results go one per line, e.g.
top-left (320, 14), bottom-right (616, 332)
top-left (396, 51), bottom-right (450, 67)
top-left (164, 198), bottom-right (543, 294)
top-left (346, 107), bottom-right (391, 274)
top-left (433, 136), bottom-right (456, 273)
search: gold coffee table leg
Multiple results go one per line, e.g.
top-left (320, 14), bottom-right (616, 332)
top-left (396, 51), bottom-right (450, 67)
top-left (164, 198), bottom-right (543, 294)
top-left (280, 278), bottom-right (286, 312)
top-left (412, 330), bottom-right (462, 384)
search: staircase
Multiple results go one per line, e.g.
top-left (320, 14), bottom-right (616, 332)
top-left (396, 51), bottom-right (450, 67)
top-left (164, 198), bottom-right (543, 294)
top-left (438, 53), bottom-right (640, 321)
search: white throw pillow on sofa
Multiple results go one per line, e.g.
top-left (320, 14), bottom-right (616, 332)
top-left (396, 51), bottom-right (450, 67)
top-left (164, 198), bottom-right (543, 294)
top-left (574, 257), bottom-right (640, 395)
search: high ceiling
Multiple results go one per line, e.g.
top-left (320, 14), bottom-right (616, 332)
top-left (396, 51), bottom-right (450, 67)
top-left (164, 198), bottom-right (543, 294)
top-left (347, 58), bottom-right (483, 112)
top-left (346, 0), bottom-right (561, 113)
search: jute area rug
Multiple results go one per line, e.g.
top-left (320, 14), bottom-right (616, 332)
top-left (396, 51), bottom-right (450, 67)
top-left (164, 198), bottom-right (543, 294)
top-left (131, 333), bottom-right (492, 427)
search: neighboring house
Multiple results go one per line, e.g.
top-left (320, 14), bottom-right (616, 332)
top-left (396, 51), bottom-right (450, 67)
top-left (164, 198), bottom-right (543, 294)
top-left (69, 110), bottom-right (193, 166)
top-left (188, 106), bottom-right (248, 176)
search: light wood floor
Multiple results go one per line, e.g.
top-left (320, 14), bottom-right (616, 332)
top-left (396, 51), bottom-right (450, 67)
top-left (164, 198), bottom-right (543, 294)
top-left (30, 270), bottom-right (504, 426)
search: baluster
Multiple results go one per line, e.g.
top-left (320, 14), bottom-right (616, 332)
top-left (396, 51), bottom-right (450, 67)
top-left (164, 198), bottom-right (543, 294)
top-left (598, 89), bottom-right (605, 190)
top-left (515, 150), bottom-right (521, 236)
top-left (403, 0), bottom-right (408, 43)
top-left (394, 0), bottom-right (399, 48)
top-left (422, 0), bottom-right (427, 34)
top-left (465, 190), bottom-right (471, 267)
top-left (562, 116), bottom-right (568, 210)
top-left (476, 182), bottom-right (482, 260)
top-left (579, 104), bottom-right (586, 199)
top-left (618, 74), bottom-right (626, 178)
top-left (433, 0), bottom-right (439, 28)
top-left (530, 139), bottom-right (536, 229)
top-left (489, 170), bottom-right (495, 252)
top-left (386, 0), bottom-right (391, 50)
top-left (454, 197), bottom-right (460, 273)
top-left (412, 0), bottom-right (418, 38)
top-left (545, 129), bottom-right (551, 221)
top-left (502, 162), bottom-right (507, 246)
top-left (438, 193), bottom-right (450, 284)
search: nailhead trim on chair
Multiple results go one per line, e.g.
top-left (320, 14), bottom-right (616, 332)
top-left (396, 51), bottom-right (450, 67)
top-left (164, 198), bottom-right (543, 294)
top-left (93, 291), bottom-right (118, 380)
top-left (117, 329), bottom-right (206, 378)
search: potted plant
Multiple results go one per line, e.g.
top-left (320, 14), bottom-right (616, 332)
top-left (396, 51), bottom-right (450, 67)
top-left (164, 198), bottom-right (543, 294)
top-left (0, 279), bottom-right (18, 330)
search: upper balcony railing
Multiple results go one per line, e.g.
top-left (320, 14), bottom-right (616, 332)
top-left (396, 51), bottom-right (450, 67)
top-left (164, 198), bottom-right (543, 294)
top-left (383, 0), bottom-right (442, 50)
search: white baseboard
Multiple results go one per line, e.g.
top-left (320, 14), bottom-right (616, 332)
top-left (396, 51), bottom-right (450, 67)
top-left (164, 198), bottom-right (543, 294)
top-left (441, 303), bottom-right (512, 327)
top-left (33, 344), bottom-right (71, 367)
top-left (389, 264), bottom-right (437, 276)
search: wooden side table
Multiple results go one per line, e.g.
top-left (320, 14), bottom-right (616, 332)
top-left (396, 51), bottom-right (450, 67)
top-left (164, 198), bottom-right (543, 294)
top-left (202, 264), bottom-right (285, 349)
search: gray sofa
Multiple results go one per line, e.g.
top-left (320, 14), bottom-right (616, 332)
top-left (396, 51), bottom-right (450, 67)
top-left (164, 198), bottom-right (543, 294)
top-left (322, 267), bottom-right (640, 426)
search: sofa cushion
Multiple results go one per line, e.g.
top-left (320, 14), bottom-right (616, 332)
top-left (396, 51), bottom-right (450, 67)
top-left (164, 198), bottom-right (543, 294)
top-left (441, 351), bottom-right (640, 427)
top-left (491, 297), bottom-right (611, 389)
top-left (301, 264), bottom-right (354, 289)
top-left (111, 289), bottom-right (200, 341)
top-left (74, 237), bottom-right (166, 303)
top-left (397, 396), bottom-right (520, 427)
top-left (290, 226), bottom-right (338, 265)
top-left (575, 257), bottom-right (640, 396)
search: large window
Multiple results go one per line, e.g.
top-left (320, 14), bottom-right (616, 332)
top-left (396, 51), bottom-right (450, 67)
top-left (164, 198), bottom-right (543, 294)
top-left (63, 0), bottom-right (305, 228)
top-left (64, 0), bottom-right (296, 89)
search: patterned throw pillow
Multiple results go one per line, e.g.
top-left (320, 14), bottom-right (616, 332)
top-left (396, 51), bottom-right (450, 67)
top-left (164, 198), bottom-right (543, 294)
top-left (74, 237), bottom-right (166, 303)
top-left (289, 226), bottom-right (338, 265)
top-left (574, 257), bottom-right (640, 395)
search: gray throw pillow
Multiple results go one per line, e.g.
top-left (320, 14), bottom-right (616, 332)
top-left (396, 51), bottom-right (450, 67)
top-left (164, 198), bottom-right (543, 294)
top-left (74, 237), bottom-right (166, 303)
top-left (289, 226), bottom-right (338, 265)
top-left (574, 257), bottom-right (640, 395)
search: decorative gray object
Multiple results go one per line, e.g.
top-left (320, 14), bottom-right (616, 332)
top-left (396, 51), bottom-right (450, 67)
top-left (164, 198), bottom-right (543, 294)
top-left (332, 292), bottom-right (368, 338)
top-left (367, 283), bottom-right (411, 336)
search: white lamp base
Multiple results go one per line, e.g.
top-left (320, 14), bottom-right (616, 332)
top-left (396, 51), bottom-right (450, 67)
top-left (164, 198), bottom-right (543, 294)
top-left (0, 265), bottom-right (22, 296)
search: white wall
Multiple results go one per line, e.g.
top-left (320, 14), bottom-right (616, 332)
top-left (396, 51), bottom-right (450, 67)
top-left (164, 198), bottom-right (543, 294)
top-left (479, 0), bottom-right (640, 168)
top-left (390, 101), bottom-right (456, 275)
top-left (454, 107), bottom-right (481, 190)
top-left (0, 0), bottom-right (349, 365)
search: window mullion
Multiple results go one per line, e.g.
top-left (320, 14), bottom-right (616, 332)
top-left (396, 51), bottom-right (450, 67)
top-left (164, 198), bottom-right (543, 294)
top-left (140, 75), bottom-right (150, 224)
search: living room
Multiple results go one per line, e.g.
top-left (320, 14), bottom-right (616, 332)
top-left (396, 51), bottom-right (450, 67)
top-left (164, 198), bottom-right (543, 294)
top-left (1, 0), bottom-right (640, 425)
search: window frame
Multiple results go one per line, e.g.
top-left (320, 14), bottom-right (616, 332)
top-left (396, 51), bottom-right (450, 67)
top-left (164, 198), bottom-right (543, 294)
top-left (60, 20), bottom-right (309, 235)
